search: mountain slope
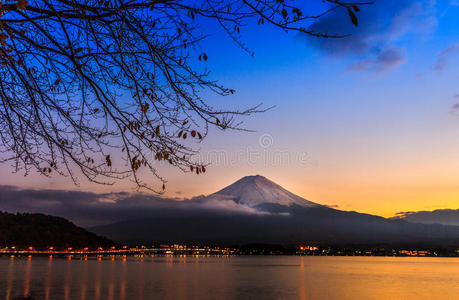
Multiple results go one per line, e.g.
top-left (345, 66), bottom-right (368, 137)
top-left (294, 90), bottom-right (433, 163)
top-left (204, 175), bottom-right (319, 208)
top-left (0, 211), bottom-right (114, 249)
top-left (392, 209), bottom-right (459, 226)
top-left (90, 175), bottom-right (459, 246)
top-left (92, 205), bottom-right (459, 246)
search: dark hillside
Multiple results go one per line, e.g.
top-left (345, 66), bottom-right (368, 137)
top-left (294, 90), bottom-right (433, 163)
top-left (0, 211), bottom-right (114, 249)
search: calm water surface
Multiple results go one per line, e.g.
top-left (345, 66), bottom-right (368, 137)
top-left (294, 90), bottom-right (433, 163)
top-left (1, 256), bottom-right (458, 299)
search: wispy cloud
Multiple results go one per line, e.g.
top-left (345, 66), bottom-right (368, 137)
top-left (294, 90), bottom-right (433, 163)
top-left (325, 204), bottom-right (340, 209)
top-left (0, 185), bottom-right (265, 227)
top-left (393, 211), bottom-right (416, 218)
top-left (303, 0), bottom-right (437, 72)
top-left (433, 43), bottom-right (459, 73)
top-left (449, 103), bottom-right (459, 115)
top-left (347, 47), bottom-right (406, 73)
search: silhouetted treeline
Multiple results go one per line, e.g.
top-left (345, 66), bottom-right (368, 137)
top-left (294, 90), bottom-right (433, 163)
top-left (0, 211), bottom-right (114, 249)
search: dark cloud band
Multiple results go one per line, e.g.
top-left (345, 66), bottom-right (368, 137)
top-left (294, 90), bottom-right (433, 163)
top-left (302, 0), bottom-right (436, 72)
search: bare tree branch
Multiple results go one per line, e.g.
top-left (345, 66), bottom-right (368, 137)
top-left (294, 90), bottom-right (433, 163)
top-left (0, 0), bottom-right (370, 191)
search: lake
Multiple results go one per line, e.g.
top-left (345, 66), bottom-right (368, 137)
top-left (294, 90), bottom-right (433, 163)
top-left (1, 256), bottom-right (458, 299)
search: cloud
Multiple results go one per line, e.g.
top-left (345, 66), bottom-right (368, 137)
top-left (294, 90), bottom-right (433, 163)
top-left (449, 103), bottom-right (459, 115)
top-left (303, 0), bottom-right (437, 72)
top-left (0, 185), bottom-right (266, 227)
top-left (393, 211), bottom-right (416, 218)
top-left (347, 47), bottom-right (406, 72)
top-left (325, 204), bottom-right (340, 209)
top-left (433, 43), bottom-right (459, 73)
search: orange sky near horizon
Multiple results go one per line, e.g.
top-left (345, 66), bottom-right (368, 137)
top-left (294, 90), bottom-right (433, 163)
top-left (2, 135), bottom-right (459, 219)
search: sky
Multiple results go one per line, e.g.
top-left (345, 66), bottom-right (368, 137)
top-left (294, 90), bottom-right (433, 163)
top-left (1, 0), bottom-right (459, 218)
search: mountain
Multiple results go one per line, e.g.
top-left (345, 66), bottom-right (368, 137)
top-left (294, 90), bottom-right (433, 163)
top-left (90, 175), bottom-right (459, 246)
top-left (205, 175), bottom-right (319, 209)
top-left (0, 211), bottom-right (114, 249)
top-left (392, 209), bottom-right (459, 226)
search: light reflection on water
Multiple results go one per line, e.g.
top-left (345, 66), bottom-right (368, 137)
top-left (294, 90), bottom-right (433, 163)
top-left (1, 255), bottom-right (458, 300)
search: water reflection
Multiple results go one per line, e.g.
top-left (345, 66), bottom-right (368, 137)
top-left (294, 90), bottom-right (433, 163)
top-left (45, 255), bottom-right (53, 300)
top-left (1, 256), bottom-right (459, 300)
top-left (23, 256), bottom-right (31, 298)
top-left (6, 256), bottom-right (14, 300)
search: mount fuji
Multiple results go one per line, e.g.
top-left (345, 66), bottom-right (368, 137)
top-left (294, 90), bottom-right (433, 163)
top-left (91, 175), bottom-right (459, 246)
top-left (204, 175), bottom-right (318, 209)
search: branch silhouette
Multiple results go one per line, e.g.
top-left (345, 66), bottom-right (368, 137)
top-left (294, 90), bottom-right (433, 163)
top-left (0, 0), bottom-right (370, 191)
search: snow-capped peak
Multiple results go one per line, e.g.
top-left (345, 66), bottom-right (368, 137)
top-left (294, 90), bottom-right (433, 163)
top-left (206, 175), bottom-right (319, 208)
